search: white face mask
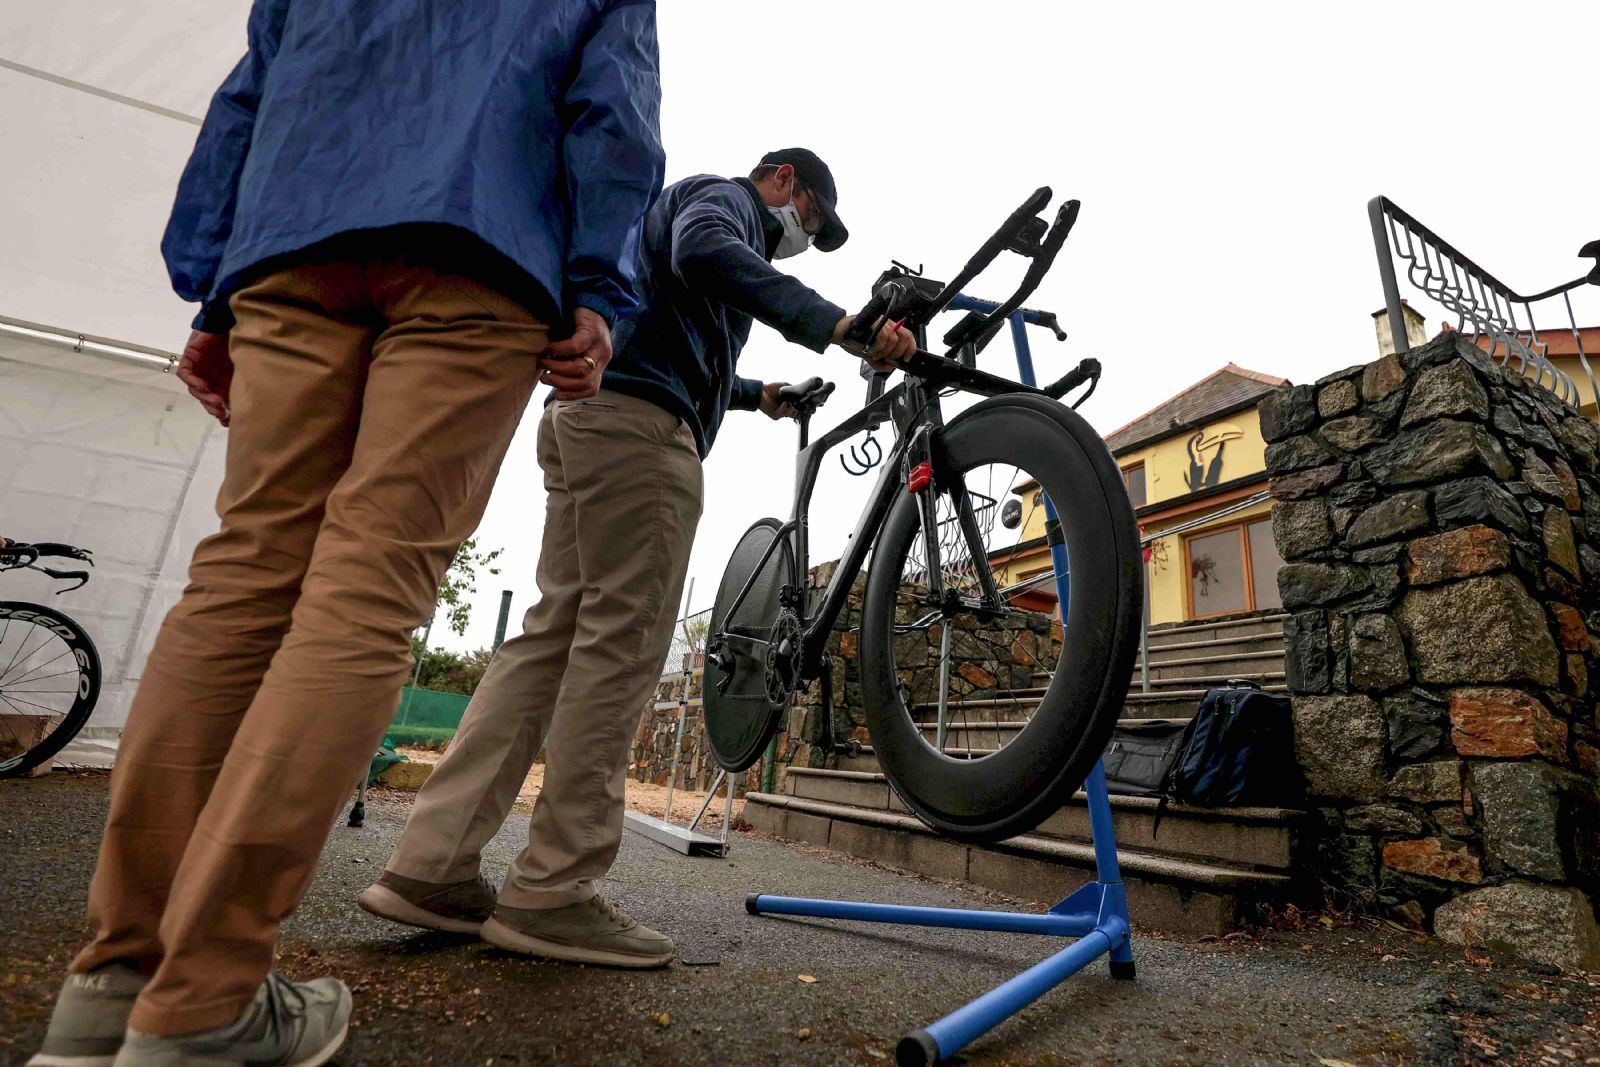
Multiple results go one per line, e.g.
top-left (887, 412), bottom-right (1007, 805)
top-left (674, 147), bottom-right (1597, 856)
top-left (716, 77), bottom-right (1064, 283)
top-left (768, 195), bottom-right (813, 260)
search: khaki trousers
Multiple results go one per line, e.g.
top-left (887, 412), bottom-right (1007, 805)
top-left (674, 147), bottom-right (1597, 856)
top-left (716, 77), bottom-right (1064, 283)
top-left (72, 255), bottom-right (546, 1034)
top-left (385, 388), bottom-right (702, 909)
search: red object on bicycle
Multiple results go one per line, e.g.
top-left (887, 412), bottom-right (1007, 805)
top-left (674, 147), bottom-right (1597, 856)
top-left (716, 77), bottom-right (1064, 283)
top-left (908, 461), bottom-right (933, 493)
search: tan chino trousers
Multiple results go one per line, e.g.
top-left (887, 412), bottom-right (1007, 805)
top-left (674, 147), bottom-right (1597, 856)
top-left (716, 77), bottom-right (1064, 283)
top-left (72, 253), bottom-right (546, 1034)
top-left (384, 388), bottom-right (702, 910)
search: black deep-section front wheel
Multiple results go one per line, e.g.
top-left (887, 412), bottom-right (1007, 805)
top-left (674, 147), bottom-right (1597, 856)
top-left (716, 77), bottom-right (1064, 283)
top-left (859, 394), bottom-right (1142, 843)
top-left (0, 601), bottom-right (101, 779)
top-left (704, 518), bottom-right (795, 773)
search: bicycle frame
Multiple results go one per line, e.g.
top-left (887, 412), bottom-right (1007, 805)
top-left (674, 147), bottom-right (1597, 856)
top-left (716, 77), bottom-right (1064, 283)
top-left (718, 351), bottom-right (1056, 688)
top-left (711, 187), bottom-right (1091, 714)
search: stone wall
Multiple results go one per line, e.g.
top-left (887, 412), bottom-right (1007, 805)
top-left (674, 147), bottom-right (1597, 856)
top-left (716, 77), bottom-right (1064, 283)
top-left (1263, 331), bottom-right (1600, 970)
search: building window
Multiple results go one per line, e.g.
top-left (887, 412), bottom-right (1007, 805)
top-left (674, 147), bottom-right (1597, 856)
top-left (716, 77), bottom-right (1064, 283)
top-left (1184, 516), bottom-right (1281, 619)
top-left (1121, 463), bottom-right (1146, 509)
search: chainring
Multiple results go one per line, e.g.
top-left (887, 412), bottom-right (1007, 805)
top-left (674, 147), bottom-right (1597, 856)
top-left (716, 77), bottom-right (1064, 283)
top-left (764, 609), bottom-right (802, 705)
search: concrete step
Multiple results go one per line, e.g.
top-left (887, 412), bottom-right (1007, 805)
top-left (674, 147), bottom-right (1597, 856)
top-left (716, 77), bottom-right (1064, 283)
top-left (1129, 671), bottom-right (1287, 693)
top-left (1136, 632), bottom-right (1286, 664)
top-left (1145, 613), bottom-right (1289, 648)
top-left (904, 682), bottom-right (1288, 728)
top-left (743, 792), bottom-right (1296, 935)
top-left (1130, 649), bottom-right (1285, 683)
top-left (1120, 685), bottom-right (1290, 719)
top-left (784, 767), bottom-right (1304, 870)
top-left (912, 721), bottom-right (1027, 751)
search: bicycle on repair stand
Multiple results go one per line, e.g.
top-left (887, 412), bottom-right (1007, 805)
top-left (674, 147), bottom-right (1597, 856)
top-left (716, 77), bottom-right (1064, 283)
top-left (702, 188), bottom-right (1142, 843)
top-left (0, 538), bottom-right (102, 779)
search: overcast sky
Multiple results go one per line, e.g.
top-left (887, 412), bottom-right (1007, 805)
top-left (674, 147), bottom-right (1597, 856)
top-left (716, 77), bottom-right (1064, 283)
top-left (3, 1), bottom-right (1597, 652)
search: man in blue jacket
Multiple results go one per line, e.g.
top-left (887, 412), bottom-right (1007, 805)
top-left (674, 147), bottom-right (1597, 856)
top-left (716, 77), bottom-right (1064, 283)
top-left (28, 3), bottom-right (663, 1065)
top-left (359, 150), bottom-right (915, 968)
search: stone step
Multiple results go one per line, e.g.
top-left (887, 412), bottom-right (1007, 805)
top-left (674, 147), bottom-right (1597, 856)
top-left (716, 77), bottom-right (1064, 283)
top-left (783, 767), bottom-right (1305, 870)
top-left (1145, 613), bottom-right (1289, 648)
top-left (1136, 632), bottom-right (1287, 664)
top-left (1129, 649), bottom-right (1285, 683)
top-left (743, 792), bottom-right (1296, 935)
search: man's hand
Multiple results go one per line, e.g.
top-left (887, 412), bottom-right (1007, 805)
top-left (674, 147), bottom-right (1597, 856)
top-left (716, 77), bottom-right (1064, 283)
top-left (541, 307), bottom-right (612, 400)
top-left (759, 381), bottom-right (798, 421)
top-left (176, 329), bottom-right (233, 426)
top-left (831, 315), bottom-right (918, 373)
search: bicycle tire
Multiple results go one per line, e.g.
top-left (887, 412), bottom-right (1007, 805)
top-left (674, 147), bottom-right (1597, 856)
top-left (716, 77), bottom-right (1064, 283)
top-left (859, 394), bottom-right (1142, 843)
top-left (0, 600), bottom-right (102, 779)
top-left (703, 518), bottom-right (795, 773)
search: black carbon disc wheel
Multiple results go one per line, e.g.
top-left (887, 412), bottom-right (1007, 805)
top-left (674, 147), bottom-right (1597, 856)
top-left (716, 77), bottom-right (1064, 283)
top-left (704, 518), bottom-right (795, 773)
top-left (0, 601), bottom-right (101, 779)
top-left (859, 394), bottom-right (1142, 843)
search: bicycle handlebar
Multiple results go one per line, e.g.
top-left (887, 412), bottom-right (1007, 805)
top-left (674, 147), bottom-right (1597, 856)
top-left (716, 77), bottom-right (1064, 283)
top-left (0, 540), bottom-right (95, 591)
top-left (777, 377), bottom-right (836, 412)
top-left (842, 188), bottom-right (1080, 358)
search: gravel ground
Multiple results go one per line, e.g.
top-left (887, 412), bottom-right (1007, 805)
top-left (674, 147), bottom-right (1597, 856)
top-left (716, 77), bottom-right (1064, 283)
top-left (4, 772), bottom-right (1600, 1066)
top-left (397, 747), bottom-right (746, 832)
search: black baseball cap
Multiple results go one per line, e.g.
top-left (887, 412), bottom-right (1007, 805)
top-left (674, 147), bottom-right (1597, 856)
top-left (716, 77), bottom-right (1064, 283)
top-left (760, 147), bottom-right (848, 252)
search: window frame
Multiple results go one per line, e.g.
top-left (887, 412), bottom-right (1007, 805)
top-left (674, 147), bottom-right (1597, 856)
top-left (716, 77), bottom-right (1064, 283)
top-left (1181, 515), bottom-right (1278, 620)
top-left (1121, 462), bottom-right (1147, 509)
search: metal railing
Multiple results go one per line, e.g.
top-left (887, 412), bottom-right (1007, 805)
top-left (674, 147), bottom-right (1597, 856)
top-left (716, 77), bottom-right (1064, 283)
top-left (1368, 197), bottom-right (1599, 414)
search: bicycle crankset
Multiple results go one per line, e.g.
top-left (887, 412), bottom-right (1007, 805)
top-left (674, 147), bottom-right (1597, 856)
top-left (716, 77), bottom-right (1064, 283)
top-left (764, 609), bottom-right (803, 705)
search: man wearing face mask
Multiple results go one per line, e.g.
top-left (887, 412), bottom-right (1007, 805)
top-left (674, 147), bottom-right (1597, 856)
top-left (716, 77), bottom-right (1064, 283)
top-left (359, 148), bottom-right (916, 968)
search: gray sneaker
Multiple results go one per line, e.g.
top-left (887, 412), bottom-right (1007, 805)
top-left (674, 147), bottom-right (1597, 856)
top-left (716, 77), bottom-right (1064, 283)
top-left (112, 973), bottom-right (350, 1067)
top-left (480, 895), bottom-right (675, 969)
top-left (357, 870), bottom-right (495, 934)
top-left (27, 964), bottom-right (147, 1067)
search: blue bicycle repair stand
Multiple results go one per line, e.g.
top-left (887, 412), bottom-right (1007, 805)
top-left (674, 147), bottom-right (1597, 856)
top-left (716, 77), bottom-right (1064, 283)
top-left (745, 298), bottom-right (1135, 1066)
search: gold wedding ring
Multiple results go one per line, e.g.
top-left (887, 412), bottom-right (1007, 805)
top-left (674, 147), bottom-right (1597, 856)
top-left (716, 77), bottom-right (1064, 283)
top-left (583, 356), bottom-right (596, 370)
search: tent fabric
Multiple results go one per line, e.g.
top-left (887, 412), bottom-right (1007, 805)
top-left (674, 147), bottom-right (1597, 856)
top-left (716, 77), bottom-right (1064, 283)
top-left (0, 3), bottom-right (247, 352)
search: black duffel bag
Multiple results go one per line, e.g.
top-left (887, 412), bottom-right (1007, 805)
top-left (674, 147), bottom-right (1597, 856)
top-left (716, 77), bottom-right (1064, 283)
top-left (1101, 718), bottom-right (1189, 797)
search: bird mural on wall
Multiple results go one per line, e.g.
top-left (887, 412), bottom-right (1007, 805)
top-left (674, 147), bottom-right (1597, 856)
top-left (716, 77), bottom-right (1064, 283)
top-left (1183, 424), bottom-right (1244, 492)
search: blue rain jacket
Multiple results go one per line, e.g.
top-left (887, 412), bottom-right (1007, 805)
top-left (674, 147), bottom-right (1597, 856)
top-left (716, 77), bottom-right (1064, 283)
top-left (604, 176), bottom-right (846, 457)
top-left (162, 0), bottom-right (664, 332)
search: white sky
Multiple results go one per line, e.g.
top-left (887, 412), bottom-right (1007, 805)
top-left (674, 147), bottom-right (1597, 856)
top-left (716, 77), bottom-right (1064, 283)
top-left (2, 0), bottom-right (1596, 652)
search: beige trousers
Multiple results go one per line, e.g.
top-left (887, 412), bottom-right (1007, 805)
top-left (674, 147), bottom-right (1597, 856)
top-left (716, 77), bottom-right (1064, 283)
top-left (385, 388), bottom-right (702, 909)
top-left (72, 255), bottom-right (546, 1034)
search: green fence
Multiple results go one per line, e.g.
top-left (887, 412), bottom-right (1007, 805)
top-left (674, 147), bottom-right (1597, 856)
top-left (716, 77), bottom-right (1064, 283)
top-left (386, 687), bottom-right (472, 748)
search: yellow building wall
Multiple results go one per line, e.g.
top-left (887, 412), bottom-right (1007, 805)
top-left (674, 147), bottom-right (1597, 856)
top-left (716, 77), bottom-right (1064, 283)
top-left (1551, 354), bottom-right (1599, 417)
top-left (990, 405), bottom-right (1275, 626)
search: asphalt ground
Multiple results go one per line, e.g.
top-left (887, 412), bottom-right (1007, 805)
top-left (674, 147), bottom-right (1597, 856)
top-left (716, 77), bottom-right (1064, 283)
top-left (5, 772), bottom-right (1600, 1065)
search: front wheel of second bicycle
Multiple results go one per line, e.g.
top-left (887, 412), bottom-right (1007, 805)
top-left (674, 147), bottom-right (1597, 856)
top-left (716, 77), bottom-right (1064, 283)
top-left (859, 393), bottom-right (1142, 843)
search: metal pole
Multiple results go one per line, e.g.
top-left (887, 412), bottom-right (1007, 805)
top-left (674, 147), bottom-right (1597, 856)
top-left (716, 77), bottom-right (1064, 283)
top-left (663, 671), bottom-right (689, 817)
top-left (1138, 570), bottom-right (1151, 694)
top-left (401, 615), bottom-right (433, 721)
top-left (492, 590), bottom-right (513, 650)
top-left (1368, 198), bottom-right (1412, 356)
top-left (662, 578), bottom-right (697, 817)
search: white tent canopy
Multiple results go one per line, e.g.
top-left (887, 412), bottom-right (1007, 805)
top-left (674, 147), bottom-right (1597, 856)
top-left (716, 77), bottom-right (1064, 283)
top-left (1, 4), bottom-right (248, 746)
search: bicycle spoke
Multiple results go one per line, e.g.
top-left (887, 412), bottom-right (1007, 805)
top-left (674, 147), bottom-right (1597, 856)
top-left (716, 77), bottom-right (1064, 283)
top-left (1, 692), bottom-right (67, 717)
top-left (0, 626), bottom-right (44, 683)
top-left (0, 694), bottom-right (66, 716)
top-left (1, 649), bottom-right (75, 687)
top-left (891, 457), bottom-right (1064, 763)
